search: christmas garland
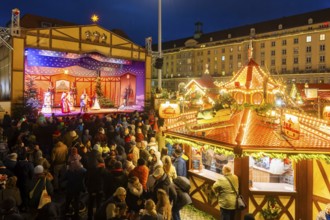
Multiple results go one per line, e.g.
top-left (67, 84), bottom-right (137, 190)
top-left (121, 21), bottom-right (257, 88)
top-left (165, 137), bottom-right (235, 157)
top-left (166, 137), bottom-right (330, 163)
top-left (244, 152), bottom-right (330, 163)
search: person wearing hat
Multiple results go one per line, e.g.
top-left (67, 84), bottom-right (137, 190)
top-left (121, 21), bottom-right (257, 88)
top-left (148, 166), bottom-right (177, 205)
top-left (29, 165), bottom-right (54, 210)
top-left (172, 146), bottom-right (187, 177)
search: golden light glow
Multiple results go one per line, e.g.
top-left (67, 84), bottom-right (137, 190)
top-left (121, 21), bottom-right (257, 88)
top-left (91, 14), bottom-right (99, 23)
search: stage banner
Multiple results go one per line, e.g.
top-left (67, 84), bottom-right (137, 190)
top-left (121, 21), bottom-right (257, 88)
top-left (282, 113), bottom-right (300, 140)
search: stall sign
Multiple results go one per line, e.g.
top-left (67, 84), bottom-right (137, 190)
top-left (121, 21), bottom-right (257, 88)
top-left (159, 102), bottom-right (180, 118)
top-left (323, 106), bottom-right (330, 121)
top-left (305, 88), bottom-right (318, 99)
top-left (282, 114), bottom-right (300, 140)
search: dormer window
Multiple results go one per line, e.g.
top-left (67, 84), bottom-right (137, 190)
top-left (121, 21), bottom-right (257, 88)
top-left (250, 28), bottom-right (255, 36)
top-left (210, 37), bottom-right (213, 42)
top-left (228, 34), bottom-right (231, 39)
top-left (278, 24), bottom-right (283, 30)
top-left (173, 44), bottom-right (176, 48)
top-left (308, 18), bottom-right (313, 25)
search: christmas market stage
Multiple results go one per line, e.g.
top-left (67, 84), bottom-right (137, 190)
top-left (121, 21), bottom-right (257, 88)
top-left (42, 105), bottom-right (141, 117)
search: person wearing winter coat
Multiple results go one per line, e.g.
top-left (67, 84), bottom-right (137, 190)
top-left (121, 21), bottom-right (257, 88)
top-left (50, 138), bottom-right (68, 191)
top-left (129, 158), bottom-right (149, 191)
top-left (13, 152), bottom-right (34, 212)
top-left (126, 176), bottom-right (144, 217)
top-left (0, 197), bottom-right (24, 220)
top-left (172, 147), bottom-right (187, 177)
top-left (148, 166), bottom-right (177, 205)
top-left (212, 165), bottom-right (238, 220)
top-left (140, 199), bottom-right (163, 220)
top-left (0, 176), bottom-right (22, 207)
top-left (64, 158), bottom-right (86, 218)
top-left (29, 165), bottom-right (54, 209)
top-left (103, 161), bottom-right (128, 199)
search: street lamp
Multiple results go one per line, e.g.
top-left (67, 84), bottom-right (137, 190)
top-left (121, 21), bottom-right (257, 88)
top-left (157, 0), bottom-right (162, 91)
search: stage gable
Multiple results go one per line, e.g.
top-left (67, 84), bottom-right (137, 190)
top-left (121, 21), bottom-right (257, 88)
top-left (24, 24), bottom-right (146, 61)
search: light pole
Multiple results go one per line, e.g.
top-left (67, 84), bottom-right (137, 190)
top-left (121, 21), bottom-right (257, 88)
top-left (157, 0), bottom-right (162, 91)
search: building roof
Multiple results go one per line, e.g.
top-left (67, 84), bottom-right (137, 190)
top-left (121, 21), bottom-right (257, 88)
top-left (166, 60), bottom-right (330, 155)
top-left (296, 83), bottom-right (330, 101)
top-left (157, 7), bottom-right (330, 51)
top-left (222, 59), bottom-right (278, 91)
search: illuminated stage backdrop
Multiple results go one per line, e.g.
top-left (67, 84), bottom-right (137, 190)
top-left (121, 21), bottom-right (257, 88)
top-left (24, 48), bottom-right (145, 110)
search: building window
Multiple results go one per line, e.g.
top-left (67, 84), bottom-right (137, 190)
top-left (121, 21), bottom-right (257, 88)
top-left (282, 59), bottom-right (286, 65)
top-left (278, 24), bottom-right (283, 30)
top-left (320, 34), bottom-right (326, 41)
top-left (320, 44), bottom-right (325, 51)
top-left (294, 57), bottom-right (299, 64)
top-left (271, 41), bottom-right (276, 47)
top-left (261, 60), bottom-right (265, 66)
top-left (222, 48), bottom-right (225, 53)
top-left (238, 62), bottom-right (242, 68)
top-left (281, 68), bottom-right (287, 73)
top-left (207, 50), bottom-right (211, 55)
top-left (230, 47), bottom-right (233, 52)
top-left (261, 52), bottom-right (265, 57)
top-left (238, 46), bottom-right (241, 51)
top-left (294, 48), bottom-right (299, 54)
top-left (306, 56), bottom-right (312, 63)
top-left (294, 38), bottom-right (299, 44)
top-left (228, 34), bottom-right (231, 39)
top-left (282, 49), bottom-right (286, 55)
top-left (237, 54), bottom-right (241, 60)
top-left (214, 50), bottom-right (218, 55)
top-left (271, 50), bottom-right (275, 56)
top-left (229, 55), bottom-right (233, 60)
top-left (308, 18), bottom-right (313, 24)
top-left (293, 67), bottom-right (299, 72)
top-left (306, 46), bottom-right (312, 53)
top-left (320, 55), bottom-right (325, 63)
top-left (271, 60), bottom-right (275, 66)
top-left (282, 40), bottom-right (287, 46)
top-left (214, 57), bottom-right (218, 61)
top-left (261, 43), bottom-right (265, 48)
top-left (306, 36), bottom-right (312, 42)
top-left (221, 55), bottom-right (225, 61)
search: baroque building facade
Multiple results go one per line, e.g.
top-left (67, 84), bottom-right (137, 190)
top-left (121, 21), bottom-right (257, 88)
top-left (152, 8), bottom-right (330, 92)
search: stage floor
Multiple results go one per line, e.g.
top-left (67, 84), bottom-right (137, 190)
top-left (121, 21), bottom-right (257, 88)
top-left (42, 105), bottom-right (141, 117)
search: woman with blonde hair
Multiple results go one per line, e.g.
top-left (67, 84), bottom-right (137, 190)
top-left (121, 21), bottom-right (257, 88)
top-left (162, 155), bottom-right (177, 182)
top-left (140, 199), bottom-right (163, 220)
top-left (156, 189), bottom-right (172, 220)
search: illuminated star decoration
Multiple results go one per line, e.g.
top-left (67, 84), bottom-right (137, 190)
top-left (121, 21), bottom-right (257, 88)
top-left (91, 14), bottom-right (99, 23)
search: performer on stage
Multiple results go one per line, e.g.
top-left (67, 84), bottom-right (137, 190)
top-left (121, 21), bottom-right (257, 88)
top-left (41, 91), bottom-right (52, 114)
top-left (70, 82), bottom-right (77, 106)
top-left (91, 93), bottom-right (101, 110)
top-left (47, 81), bottom-right (55, 106)
top-left (61, 91), bottom-right (71, 113)
top-left (67, 92), bottom-right (75, 111)
top-left (80, 91), bottom-right (90, 113)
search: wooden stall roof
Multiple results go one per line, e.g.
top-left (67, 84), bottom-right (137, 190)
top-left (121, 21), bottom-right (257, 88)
top-left (166, 108), bottom-right (330, 154)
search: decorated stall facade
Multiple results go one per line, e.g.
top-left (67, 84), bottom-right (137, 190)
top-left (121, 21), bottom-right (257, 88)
top-left (163, 58), bottom-right (330, 220)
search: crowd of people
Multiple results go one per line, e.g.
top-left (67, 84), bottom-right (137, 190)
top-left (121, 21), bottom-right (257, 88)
top-left (0, 110), bottom-right (191, 220)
